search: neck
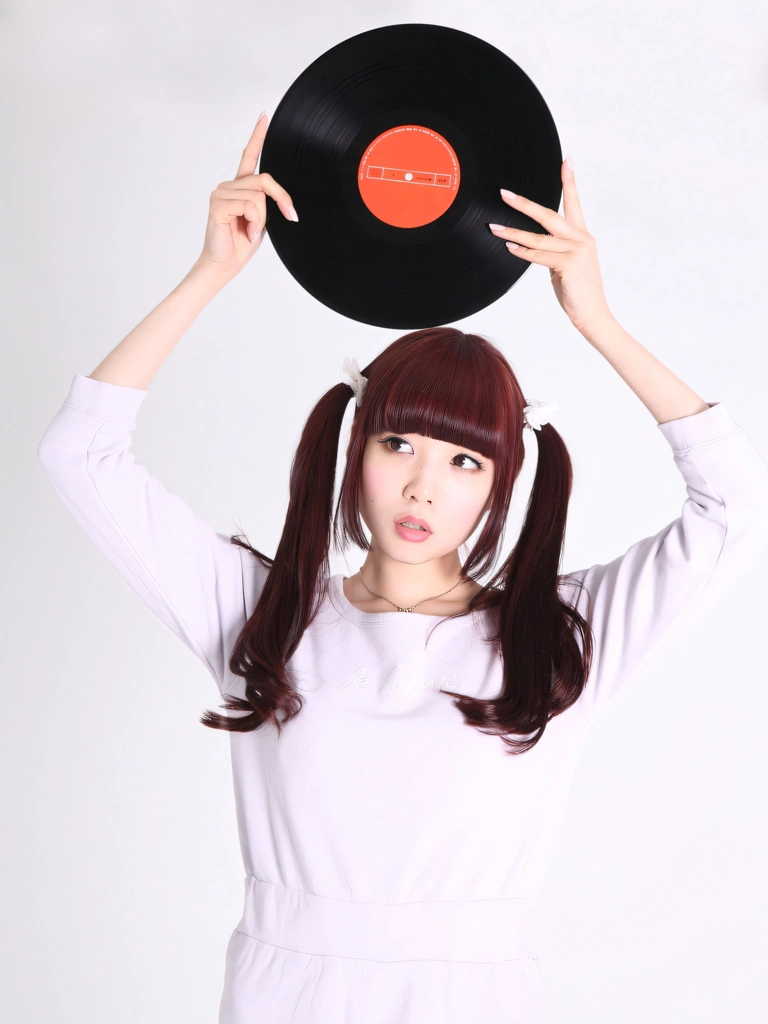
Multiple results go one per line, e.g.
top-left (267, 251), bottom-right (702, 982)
top-left (357, 546), bottom-right (468, 608)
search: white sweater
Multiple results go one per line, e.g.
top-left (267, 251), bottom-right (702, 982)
top-left (37, 373), bottom-right (768, 1024)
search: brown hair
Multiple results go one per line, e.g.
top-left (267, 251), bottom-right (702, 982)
top-left (201, 327), bottom-right (594, 755)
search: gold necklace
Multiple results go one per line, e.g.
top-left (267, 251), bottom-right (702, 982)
top-left (357, 567), bottom-right (466, 613)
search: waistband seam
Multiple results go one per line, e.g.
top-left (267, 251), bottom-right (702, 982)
top-left (246, 875), bottom-right (538, 907)
top-left (238, 875), bottom-right (539, 963)
top-left (234, 927), bottom-right (537, 965)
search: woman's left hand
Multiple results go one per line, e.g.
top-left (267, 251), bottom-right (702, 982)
top-left (489, 157), bottom-right (614, 335)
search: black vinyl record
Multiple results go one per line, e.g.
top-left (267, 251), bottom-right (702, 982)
top-left (260, 23), bottom-right (563, 329)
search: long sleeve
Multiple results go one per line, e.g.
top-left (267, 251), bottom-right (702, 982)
top-left (37, 373), bottom-right (268, 694)
top-left (562, 401), bottom-right (768, 728)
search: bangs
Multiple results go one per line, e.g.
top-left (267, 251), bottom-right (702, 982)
top-left (360, 335), bottom-right (513, 462)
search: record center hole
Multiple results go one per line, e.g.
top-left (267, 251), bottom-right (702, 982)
top-left (405, 172), bottom-right (413, 180)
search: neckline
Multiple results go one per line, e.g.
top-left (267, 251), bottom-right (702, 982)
top-left (329, 573), bottom-right (474, 626)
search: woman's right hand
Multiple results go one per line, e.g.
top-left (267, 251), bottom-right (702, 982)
top-left (196, 112), bottom-right (298, 276)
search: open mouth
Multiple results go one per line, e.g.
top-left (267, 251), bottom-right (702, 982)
top-left (395, 520), bottom-right (432, 542)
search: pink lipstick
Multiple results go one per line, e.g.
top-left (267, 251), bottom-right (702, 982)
top-left (394, 516), bottom-right (432, 543)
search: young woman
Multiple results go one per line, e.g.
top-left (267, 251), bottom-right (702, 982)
top-left (38, 113), bottom-right (768, 1023)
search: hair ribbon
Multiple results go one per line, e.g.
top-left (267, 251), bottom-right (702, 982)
top-left (523, 398), bottom-right (559, 431)
top-left (339, 355), bottom-right (369, 407)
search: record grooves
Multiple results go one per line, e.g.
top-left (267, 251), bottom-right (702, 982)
top-left (260, 23), bottom-right (562, 328)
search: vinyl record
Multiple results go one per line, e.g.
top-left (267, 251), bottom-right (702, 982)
top-left (259, 23), bottom-right (563, 329)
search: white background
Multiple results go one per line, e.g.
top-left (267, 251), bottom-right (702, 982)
top-left (4, 1), bottom-right (768, 1021)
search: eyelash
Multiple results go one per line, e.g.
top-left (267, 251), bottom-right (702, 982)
top-left (377, 436), bottom-right (485, 472)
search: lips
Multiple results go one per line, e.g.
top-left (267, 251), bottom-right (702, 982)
top-left (394, 516), bottom-right (432, 533)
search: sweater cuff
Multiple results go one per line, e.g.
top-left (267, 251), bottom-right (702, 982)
top-left (63, 373), bottom-right (149, 421)
top-left (656, 401), bottom-right (742, 453)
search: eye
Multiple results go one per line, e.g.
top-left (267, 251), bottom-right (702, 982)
top-left (377, 436), bottom-right (485, 472)
top-left (378, 436), bottom-right (414, 455)
top-left (453, 453), bottom-right (484, 472)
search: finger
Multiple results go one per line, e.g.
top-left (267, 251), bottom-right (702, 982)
top-left (500, 188), bottom-right (580, 241)
top-left (215, 177), bottom-right (269, 191)
top-left (488, 224), bottom-right (572, 252)
top-left (235, 112), bottom-right (269, 179)
top-left (504, 241), bottom-right (559, 267)
top-left (211, 187), bottom-right (267, 205)
top-left (247, 172), bottom-right (298, 221)
top-left (212, 198), bottom-right (261, 227)
top-left (215, 173), bottom-right (298, 222)
top-left (561, 156), bottom-right (587, 231)
top-left (241, 200), bottom-right (261, 228)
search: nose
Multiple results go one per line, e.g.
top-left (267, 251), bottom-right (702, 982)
top-left (404, 469), bottom-right (434, 504)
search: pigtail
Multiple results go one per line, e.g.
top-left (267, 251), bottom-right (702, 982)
top-left (444, 422), bottom-right (594, 755)
top-left (200, 382), bottom-right (355, 735)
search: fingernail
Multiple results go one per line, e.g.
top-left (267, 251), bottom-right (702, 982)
top-left (506, 241), bottom-right (520, 250)
top-left (500, 188), bottom-right (517, 200)
top-left (256, 110), bottom-right (267, 124)
top-left (287, 204), bottom-right (299, 223)
top-left (488, 223), bottom-right (506, 232)
top-left (565, 153), bottom-right (574, 171)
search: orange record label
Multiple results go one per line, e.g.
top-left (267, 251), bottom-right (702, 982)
top-left (358, 124), bottom-right (461, 228)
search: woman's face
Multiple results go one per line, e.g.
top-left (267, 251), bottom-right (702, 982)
top-left (358, 431), bottom-right (495, 563)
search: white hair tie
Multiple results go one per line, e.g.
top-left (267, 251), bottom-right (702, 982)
top-left (339, 355), bottom-right (368, 407)
top-left (523, 398), bottom-right (559, 431)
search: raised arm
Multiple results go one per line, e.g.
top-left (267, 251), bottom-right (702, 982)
top-left (490, 158), bottom-right (768, 726)
top-left (560, 400), bottom-right (768, 727)
top-left (38, 114), bottom-right (297, 692)
top-left (491, 154), bottom-right (710, 424)
top-left (87, 111), bottom-right (297, 390)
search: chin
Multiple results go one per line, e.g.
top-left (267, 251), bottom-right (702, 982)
top-left (377, 535), bottom-right (456, 564)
